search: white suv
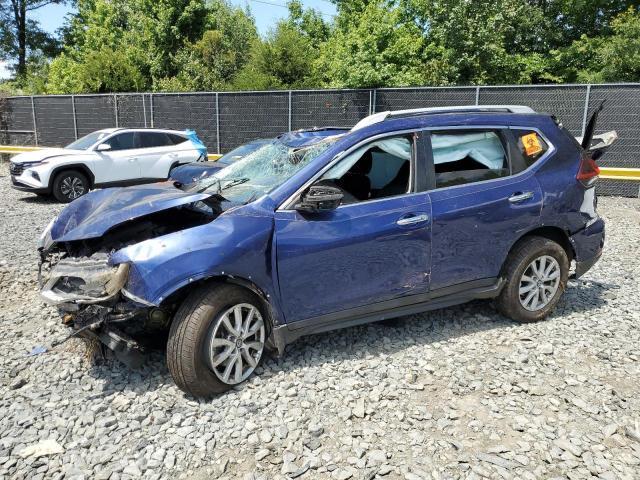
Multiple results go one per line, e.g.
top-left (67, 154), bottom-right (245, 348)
top-left (9, 128), bottom-right (208, 202)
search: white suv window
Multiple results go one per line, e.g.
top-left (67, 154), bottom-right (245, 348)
top-left (137, 132), bottom-right (173, 148)
top-left (102, 132), bottom-right (136, 151)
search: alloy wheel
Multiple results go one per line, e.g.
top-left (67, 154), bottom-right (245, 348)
top-left (205, 303), bottom-right (265, 384)
top-left (60, 176), bottom-right (86, 200)
top-left (518, 255), bottom-right (561, 311)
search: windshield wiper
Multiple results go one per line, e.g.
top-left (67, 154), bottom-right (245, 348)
top-left (195, 177), bottom-right (249, 194)
top-left (220, 177), bottom-right (250, 190)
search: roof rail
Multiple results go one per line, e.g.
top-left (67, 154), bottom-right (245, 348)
top-left (351, 105), bottom-right (536, 131)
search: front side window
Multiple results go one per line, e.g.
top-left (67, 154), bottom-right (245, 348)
top-left (319, 136), bottom-right (413, 204)
top-left (102, 132), bottom-right (136, 151)
top-left (431, 130), bottom-right (509, 188)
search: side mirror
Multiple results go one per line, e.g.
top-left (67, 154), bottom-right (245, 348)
top-left (96, 143), bottom-right (111, 152)
top-left (295, 184), bottom-right (343, 213)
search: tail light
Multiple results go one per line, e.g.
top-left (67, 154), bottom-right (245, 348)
top-left (577, 152), bottom-right (600, 186)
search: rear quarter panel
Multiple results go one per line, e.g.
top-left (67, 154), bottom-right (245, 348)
top-left (534, 121), bottom-right (595, 235)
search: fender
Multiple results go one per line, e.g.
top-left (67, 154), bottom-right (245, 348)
top-left (48, 162), bottom-right (96, 189)
top-left (109, 209), bottom-right (286, 324)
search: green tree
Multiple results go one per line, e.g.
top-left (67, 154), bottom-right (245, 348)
top-left (0, 0), bottom-right (63, 78)
top-left (551, 7), bottom-right (640, 83)
top-left (315, 0), bottom-right (434, 87)
top-left (233, 21), bottom-right (316, 89)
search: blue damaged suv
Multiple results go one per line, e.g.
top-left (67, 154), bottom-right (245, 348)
top-left (38, 105), bottom-right (614, 397)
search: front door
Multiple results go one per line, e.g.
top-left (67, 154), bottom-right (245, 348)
top-left (94, 132), bottom-right (141, 183)
top-left (274, 133), bottom-right (433, 324)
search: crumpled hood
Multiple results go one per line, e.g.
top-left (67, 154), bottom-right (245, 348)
top-left (11, 148), bottom-right (85, 163)
top-left (49, 182), bottom-right (213, 243)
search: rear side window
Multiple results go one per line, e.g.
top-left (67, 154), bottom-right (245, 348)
top-left (137, 132), bottom-right (173, 148)
top-left (430, 130), bottom-right (509, 188)
top-left (514, 130), bottom-right (549, 168)
top-left (168, 133), bottom-right (187, 145)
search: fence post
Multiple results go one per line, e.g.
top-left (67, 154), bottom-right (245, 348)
top-left (475, 86), bottom-right (480, 106)
top-left (288, 90), bottom-right (292, 131)
top-left (215, 92), bottom-right (220, 154)
top-left (71, 95), bottom-right (78, 140)
top-left (30, 96), bottom-right (38, 146)
top-left (372, 89), bottom-right (377, 114)
top-left (581, 84), bottom-right (591, 138)
top-left (113, 94), bottom-right (119, 128)
top-left (142, 94), bottom-right (147, 127)
top-left (150, 93), bottom-right (154, 127)
top-left (368, 90), bottom-right (372, 115)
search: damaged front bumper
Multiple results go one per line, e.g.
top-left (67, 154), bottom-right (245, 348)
top-left (39, 251), bottom-right (166, 367)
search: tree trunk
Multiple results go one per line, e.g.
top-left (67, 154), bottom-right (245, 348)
top-left (17, 1), bottom-right (27, 78)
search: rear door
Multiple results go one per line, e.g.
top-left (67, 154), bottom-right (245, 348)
top-left (134, 131), bottom-right (180, 178)
top-left (425, 127), bottom-right (543, 291)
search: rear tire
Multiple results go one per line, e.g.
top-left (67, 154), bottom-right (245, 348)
top-left (52, 170), bottom-right (89, 203)
top-left (496, 236), bottom-right (569, 323)
top-left (167, 283), bottom-right (267, 398)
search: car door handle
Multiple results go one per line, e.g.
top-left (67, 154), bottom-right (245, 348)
top-left (397, 214), bottom-right (429, 226)
top-left (128, 157), bottom-right (137, 162)
top-left (508, 191), bottom-right (534, 203)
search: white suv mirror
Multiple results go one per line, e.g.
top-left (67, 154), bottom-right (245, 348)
top-left (96, 143), bottom-right (111, 152)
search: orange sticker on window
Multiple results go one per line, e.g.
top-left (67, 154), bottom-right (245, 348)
top-left (522, 132), bottom-right (543, 156)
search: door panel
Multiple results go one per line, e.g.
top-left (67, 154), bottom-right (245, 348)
top-left (93, 132), bottom-right (141, 183)
top-left (135, 147), bottom-right (175, 178)
top-left (275, 193), bottom-right (432, 324)
top-left (95, 150), bottom-right (140, 182)
top-left (428, 174), bottom-right (542, 290)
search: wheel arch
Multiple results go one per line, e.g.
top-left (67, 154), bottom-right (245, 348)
top-left (502, 226), bottom-right (575, 275)
top-left (48, 163), bottom-right (96, 189)
top-left (159, 274), bottom-right (281, 332)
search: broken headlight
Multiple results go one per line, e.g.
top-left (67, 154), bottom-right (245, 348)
top-left (40, 253), bottom-right (130, 305)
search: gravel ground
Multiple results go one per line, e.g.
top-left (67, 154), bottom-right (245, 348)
top-left (0, 176), bottom-right (639, 480)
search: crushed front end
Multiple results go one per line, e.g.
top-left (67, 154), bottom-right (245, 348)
top-left (38, 250), bottom-right (167, 367)
top-left (37, 184), bottom-right (225, 366)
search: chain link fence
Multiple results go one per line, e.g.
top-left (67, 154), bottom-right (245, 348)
top-left (1, 84), bottom-right (639, 196)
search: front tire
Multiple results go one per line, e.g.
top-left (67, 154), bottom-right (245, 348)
top-left (52, 170), bottom-right (89, 203)
top-left (167, 284), bottom-right (267, 397)
top-left (496, 236), bottom-right (569, 323)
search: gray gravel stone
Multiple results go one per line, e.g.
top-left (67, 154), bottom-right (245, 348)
top-left (1, 181), bottom-right (639, 479)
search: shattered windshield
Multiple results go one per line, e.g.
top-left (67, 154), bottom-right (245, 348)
top-left (187, 136), bottom-right (341, 202)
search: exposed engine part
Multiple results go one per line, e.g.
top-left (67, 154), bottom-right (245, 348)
top-left (147, 308), bottom-right (171, 329)
top-left (45, 202), bottom-right (221, 259)
top-left (61, 301), bottom-right (152, 368)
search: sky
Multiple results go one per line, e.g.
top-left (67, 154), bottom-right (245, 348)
top-left (0, 0), bottom-right (336, 79)
top-left (31, 0), bottom-right (337, 36)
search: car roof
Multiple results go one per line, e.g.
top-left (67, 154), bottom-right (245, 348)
top-left (95, 128), bottom-right (189, 135)
top-left (278, 128), bottom-right (349, 148)
top-left (352, 105), bottom-right (536, 131)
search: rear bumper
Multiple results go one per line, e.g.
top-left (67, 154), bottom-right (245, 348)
top-left (570, 218), bottom-right (605, 279)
